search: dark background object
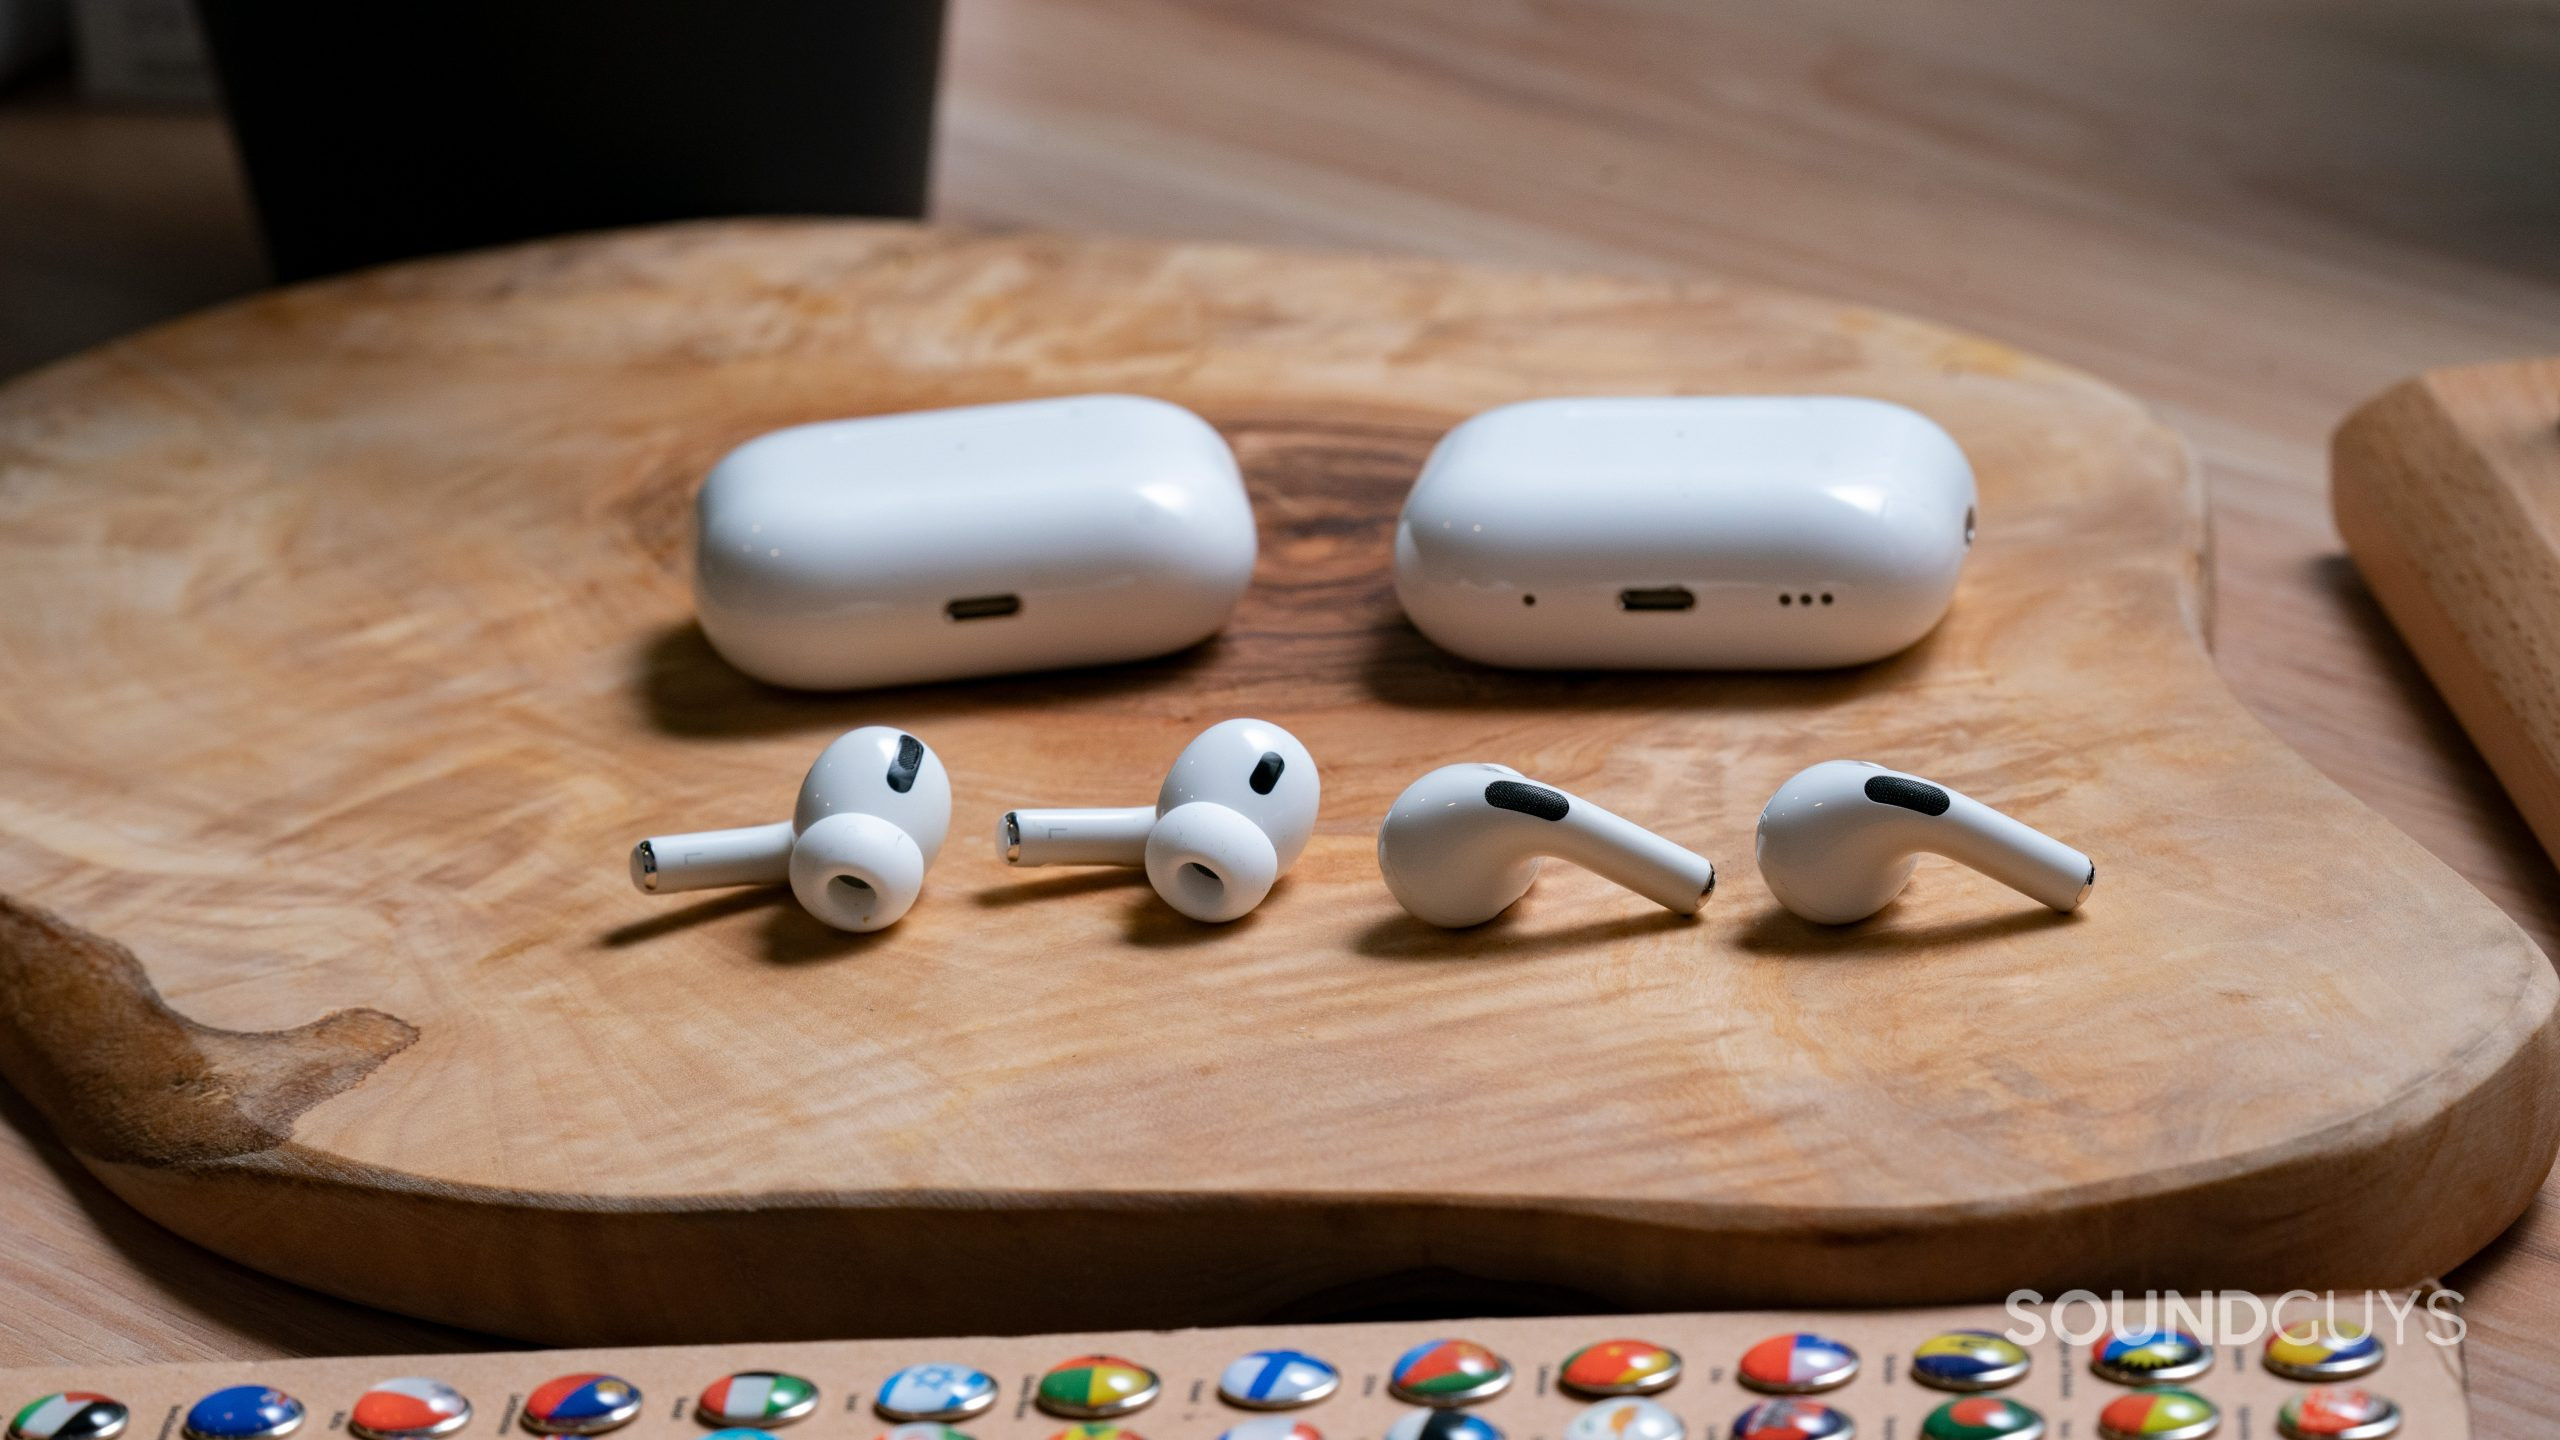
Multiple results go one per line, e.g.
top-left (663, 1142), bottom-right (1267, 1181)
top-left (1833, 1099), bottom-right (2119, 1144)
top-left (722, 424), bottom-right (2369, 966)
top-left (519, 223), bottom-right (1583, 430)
top-left (192, 0), bottom-right (946, 280)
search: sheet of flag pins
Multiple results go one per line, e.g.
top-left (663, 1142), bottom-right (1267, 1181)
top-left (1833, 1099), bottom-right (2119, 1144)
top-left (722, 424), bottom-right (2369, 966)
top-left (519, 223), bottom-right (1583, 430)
top-left (0, 1301), bottom-right (2465, 1440)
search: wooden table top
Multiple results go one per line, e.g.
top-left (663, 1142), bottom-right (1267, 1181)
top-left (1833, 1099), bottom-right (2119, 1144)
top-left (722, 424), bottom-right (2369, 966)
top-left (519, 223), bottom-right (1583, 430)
top-left (3, 0), bottom-right (2558, 1433)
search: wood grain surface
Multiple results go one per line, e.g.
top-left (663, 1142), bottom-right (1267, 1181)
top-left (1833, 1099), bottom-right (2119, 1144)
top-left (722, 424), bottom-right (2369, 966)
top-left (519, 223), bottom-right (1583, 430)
top-left (0, 222), bottom-right (2553, 1346)
top-left (2334, 360), bottom-right (2560, 868)
top-left (5, 1), bottom-right (2560, 1436)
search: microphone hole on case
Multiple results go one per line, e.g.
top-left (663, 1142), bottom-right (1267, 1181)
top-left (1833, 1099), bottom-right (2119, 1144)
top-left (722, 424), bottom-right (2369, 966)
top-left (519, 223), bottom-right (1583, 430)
top-left (1618, 586), bottom-right (1695, 612)
top-left (945, 593), bottom-right (1022, 621)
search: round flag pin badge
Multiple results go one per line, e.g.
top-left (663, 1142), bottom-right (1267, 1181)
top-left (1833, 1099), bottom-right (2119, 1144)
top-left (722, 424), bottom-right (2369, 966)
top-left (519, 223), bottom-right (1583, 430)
top-left (1919, 1397), bottom-right (2043, 1440)
top-left (348, 1380), bottom-right (471, 1440)
top-left (698, 1373), bottom-right (818, 1429)
top-left (1565, 1398), bottom-right (1682, 1440)
top-left (1218, 1421), bottom-right (1322, 1440)
top-left (1387, 1340), bottom-right (1512, 1407)
top-left (1218, 1350), bottom-right (1340, 1410)
top-left (1737, 1333), bottom-right (1859, 1396)
top-left (2092, 1329), bottom-right (2211, 1386)
top-left (2264, 1320), bottom-right (2385, 1383)
top-left (877, 1426), bottom-right (971, 1440)
top-left (1909, 1332), bottom-right (2030, 1393)
top-left (2274, 1389), bottom-right (2400, 1440)
top-left (1036, 1357), bottom-right (1161, 1421)
top-left (10, 1395), bottom-right (128, 1440)
top-left (1727, 1400), bottom-right (1853, 1440)
top-left (521, 1375), bottom-right (641, 1437)
top-left (2097, 1388), bottom-right (2218, 1440)
top-left (182, 1388), bottom-right (303, 1440)
top-left (874, 1367), bottom-right (999, 1425)
top-left (1386, 1414), bottom-right (1503, 1440)
top-left (1558, 1340), bottom-right (1682, 1398)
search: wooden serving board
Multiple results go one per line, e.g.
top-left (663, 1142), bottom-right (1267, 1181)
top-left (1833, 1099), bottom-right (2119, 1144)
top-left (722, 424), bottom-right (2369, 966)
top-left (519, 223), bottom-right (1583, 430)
top-left (2335, 359), bottom-right (2560, 868)
top-left (0, 224), bottom-right (2551, 1344)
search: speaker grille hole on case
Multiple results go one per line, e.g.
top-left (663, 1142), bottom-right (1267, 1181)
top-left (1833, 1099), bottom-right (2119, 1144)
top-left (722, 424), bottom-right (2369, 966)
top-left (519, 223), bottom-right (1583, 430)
top-left (1620, 586), bottom-right (1694, 612)
top-left (946, 594), bottom-right (1021, 621)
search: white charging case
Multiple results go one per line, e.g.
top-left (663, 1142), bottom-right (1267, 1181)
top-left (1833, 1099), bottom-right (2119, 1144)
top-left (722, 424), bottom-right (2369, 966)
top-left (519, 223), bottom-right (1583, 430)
top-left (1392, 396), bottom-right (1977, 669)
top-left (694, 394), bottom-right (1257, 691)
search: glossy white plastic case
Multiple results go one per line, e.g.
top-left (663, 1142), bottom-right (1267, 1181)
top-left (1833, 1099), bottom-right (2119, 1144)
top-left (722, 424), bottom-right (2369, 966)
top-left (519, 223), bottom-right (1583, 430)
top-left (694, 395), bottom-right (1257, 690)
top-left (1392, 396), bottom-right (1977, 669)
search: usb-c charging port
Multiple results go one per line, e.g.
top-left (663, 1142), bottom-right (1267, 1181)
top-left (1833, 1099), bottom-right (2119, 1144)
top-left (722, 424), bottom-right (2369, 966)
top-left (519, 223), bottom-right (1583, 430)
top-left (945, 594), bottom-right (1022, 621)
top-left (1618, 586), bottom-right (1695, 612)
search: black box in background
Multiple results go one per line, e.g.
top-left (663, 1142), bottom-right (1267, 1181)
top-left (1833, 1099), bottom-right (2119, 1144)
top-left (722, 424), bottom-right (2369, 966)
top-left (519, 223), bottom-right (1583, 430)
top-left (194, 0), bottom-right (947, 281)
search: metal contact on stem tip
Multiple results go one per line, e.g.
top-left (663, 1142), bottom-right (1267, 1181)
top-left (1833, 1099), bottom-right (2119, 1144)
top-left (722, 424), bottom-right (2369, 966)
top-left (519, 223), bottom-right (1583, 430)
top-left (631, 841), bottom-right (658, 892)
top-left (1002, 811), bottom-right (1021, 864)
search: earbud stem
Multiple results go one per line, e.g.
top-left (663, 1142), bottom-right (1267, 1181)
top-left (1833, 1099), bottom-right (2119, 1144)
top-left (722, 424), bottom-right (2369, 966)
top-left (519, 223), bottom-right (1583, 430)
top-left (1002, 806), bottom-right (1159, 866)
top-left (630, 820), bottom-right (795, 894)
top-left (1555, 801), bottom-right (1719, 915)
top-left (1936, 792), bottom-right (2094, 911)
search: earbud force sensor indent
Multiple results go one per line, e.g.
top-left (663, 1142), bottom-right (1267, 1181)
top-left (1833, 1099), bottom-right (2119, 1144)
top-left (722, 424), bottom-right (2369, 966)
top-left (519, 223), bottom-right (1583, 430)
top-left (1377, 764), bottom-right (1718, 928)
top-left (1754, 760), bottom-right (2093, 925)
top-left (999, 718), bottom-right (1319, 923)
top-left (1393, 396), bottom-right (1977, 669)
top-left (694, 395), bottom-right (1257, 691)
top-left (629, 726), bottom-right (953, 932)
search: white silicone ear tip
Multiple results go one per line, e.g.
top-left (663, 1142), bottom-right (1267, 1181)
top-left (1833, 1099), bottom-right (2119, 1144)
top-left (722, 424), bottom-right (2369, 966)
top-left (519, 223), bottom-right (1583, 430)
top-left (1145, 801), bottom-right (1281, 923)
top-left (790, 812), bottom-right (927, 932)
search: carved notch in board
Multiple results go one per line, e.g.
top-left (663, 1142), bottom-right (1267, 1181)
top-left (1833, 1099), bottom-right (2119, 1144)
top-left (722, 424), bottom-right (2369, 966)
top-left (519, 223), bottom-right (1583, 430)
top-left (0, 896), bottom-right (416, 1166)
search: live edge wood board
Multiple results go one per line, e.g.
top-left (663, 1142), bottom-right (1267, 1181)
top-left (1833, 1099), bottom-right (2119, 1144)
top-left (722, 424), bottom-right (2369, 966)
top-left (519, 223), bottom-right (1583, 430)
top-left (0, 223), bottom-right (2550, 1345)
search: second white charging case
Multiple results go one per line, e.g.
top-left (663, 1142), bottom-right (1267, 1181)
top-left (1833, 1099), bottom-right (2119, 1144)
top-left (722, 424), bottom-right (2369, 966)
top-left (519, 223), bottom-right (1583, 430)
top-left (1393, 396), bottom-right (1977, 669)
top-left (694, 394), bottom-right (1257, 691)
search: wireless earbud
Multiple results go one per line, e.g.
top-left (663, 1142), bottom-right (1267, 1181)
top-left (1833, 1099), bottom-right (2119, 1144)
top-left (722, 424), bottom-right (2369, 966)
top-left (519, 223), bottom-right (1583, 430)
top-left (629, 726), bottom-right (952, 932)
top-left (998, 718), bottom-right (1319, 923)
top-left (1754, 760), bottom-right (2093, 924)
top-left (1376, 764), bottom-right (1717, 928)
